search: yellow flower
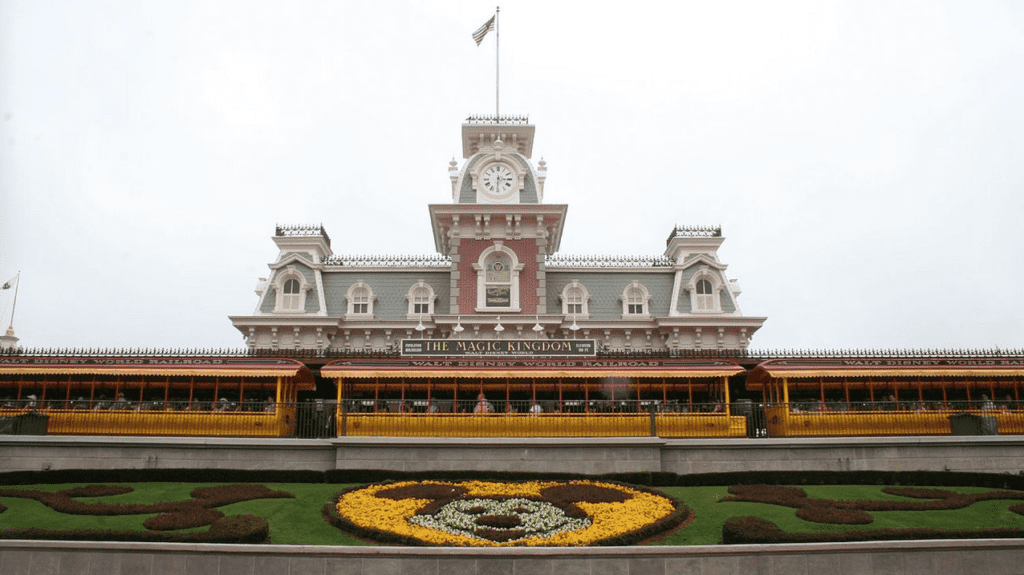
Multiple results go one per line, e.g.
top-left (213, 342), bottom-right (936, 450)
top-left (334, 480), bottom-right (678, 547)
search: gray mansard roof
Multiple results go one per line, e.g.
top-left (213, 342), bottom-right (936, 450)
top-left (321, 271), bottom-right (450, 318)
top-left (255, 257), bottom-right (740, 320)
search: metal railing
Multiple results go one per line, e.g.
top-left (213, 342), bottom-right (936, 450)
top-left (337, 399), bottom-right (741, 438)
top-left (0, 400), bottom-right (335, 438)
top-left (758, 401), bottom-right (1022, 437)
top-left (4, 398), bottom-right (1022, 439)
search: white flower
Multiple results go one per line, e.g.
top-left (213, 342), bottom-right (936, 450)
top-left (409, 498), bottom-right (591, 543)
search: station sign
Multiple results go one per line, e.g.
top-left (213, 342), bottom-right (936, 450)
top-left (401, 339), bottom-right (596, 357)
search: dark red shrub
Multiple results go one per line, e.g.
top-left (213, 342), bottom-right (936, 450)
top-left (475, 514), bottom-right (521, 529)
top-left (144, 508), bottom-right (224, 531)
top-left (475, 527), bottom-right (527, 542)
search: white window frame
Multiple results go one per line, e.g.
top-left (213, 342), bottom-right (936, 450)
top-left (345, 281), bottom-right (376, 319)
top-left (405, 281), bottom-right (436, 318)
top-left (620, 281), bottom-right (652, 319)
top-left (684, 268), bottom-right (722, 313)
top-left (695, 278), bottom-right (715, 311)
top-left (272, 266), bottom-right (312, 314)
top-left (472, 241), bottom-right (525, 312)
top-left (560, 280), bottom-right (590, 319)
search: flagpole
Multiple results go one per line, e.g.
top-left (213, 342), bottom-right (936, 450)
top-left (7, 272), bottom-right (19, 332)
top-left (495, 6), bottom-right (500, 120)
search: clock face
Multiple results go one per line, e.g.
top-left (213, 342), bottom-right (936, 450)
top-left (482, 165), bottom-right (514, 196)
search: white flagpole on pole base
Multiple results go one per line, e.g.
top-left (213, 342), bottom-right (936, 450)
top-left (496, 6), bottom-right (500, 120)
top-left (7, 272), bottom-right (19, 333)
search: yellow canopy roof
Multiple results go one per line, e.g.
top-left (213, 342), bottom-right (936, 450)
top-left (0, 357), bottom-right (312, 380)
top-left (748, 357), bottom-right (1024, 387)
top-left (321, 358), bottom-right (743, 380)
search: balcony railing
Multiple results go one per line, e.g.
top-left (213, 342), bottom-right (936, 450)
top-left (3, 399), bottom-right (1021, 439)
top-left (337, 399), bottom-right (742, 438)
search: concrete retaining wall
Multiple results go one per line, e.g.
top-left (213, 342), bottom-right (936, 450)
top-left (333, 436), bottom-right (665, 474)
top-left (2, 539), bottom-right (1023, 575)
top-left (660, 436), bottom-right (1024, 476)
top-left (4, 435), bottom-right (1024, 475)
top-left (0, 436), bottom-right (337, 473)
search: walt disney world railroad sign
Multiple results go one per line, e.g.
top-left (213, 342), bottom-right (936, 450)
top-left (401, 339), bottom-right (596, 357)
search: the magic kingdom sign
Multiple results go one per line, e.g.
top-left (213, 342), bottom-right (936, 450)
top-left (401, 339), bottom-right (596, 357)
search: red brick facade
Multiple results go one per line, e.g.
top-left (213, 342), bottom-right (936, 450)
top-left (456, 239), bottom-right (540, 315)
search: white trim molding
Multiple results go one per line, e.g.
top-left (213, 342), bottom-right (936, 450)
top-left (472, 241), bottom-right (525, 312)
top-left (620, 281), bottom-right (652, 319)
top-left (272, 265), bottom-right (313, 314)
top-left (560, 280), bottom-right (590, 319)
top-left (345, 281), bottom-right (376, 320)
top-left (684, 266), bottom-right (723, 314)
top-left (405, 281), bottom-right (437, 318)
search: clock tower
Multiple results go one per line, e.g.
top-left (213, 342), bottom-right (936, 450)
top-left (430, 115), bottom-right (567, 327)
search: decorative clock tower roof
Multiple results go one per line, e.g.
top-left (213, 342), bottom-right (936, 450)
top-left (461, 115), bottom-right (535, 158)
top-left (449, 115), bottom-right (547, 205)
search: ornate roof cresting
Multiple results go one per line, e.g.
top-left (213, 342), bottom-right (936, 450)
top-left (323, 254), bottom-right (452, 268)
top-left (746, 348), bottom-right (1024, 360)
top-left (275, 224), bottom-right (331, 248)
top-left (4, 346), bottom-right (1018, 361)
top-left (465, 114), bottom-right (529, 125)
top-left (545, 255), bottom-right (674, 268)
top-left (666, 225), bottom-right (722, 245)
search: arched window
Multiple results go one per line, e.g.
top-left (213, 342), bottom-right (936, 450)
top-left (685, 269), bottom-right (722, 313)
top-left (406, 282), bottom-right (436, 317)
top-left (620, 281), bottom-right (651, 317)
top-left (694, 278), bottom-right (714, 312)
top-left (282, 278), bottom-right (301, 311)
top-left (472, 242), bottom-right (524, 312)
top-left (485, 256), bottom-right (512, 308)
top-left (346, 282), bottom-right (375, 318)
top-left (272, 266), bottom-right (312, 313)
top-left (560, 281), bottom-right (590, 317)
top-left (626, 289), bottom-right (644, 314)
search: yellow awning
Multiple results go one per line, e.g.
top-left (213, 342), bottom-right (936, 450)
top-left (0, 358), bottom-right (312, 380)
top-left (747, 358), bottom-right (1024, 387)
top-left (756, 368), bottom-right (1024, 379)
top-left (322, 368), bottom-right (742, 379)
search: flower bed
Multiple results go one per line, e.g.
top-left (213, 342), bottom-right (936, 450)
top-left (326, 480), bottom-right (688, 546)
top-left (721, 484), bottom-right (1024, 524)
top-left (722, 516), bottom-right (1024, 544)
top-left (0, 483), bottom-right (294, 543)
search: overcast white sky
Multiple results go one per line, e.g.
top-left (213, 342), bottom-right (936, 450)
top-left (1, 1), bottom-right (1022, 352)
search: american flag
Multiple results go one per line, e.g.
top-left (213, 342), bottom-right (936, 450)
top-left (473, 15), bottom-right (495, 46)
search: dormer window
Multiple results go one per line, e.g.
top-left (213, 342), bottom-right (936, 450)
top-left (473, 242), bottom-right (524, 312)
top-left (282, 279), bottom-right (301, 311)
top-left (346, 282), bottom-right (375, 318)
top-left (621, 281), bottom-right (651, 318)
top-left (406, 282), bottom-right (436, 317)
top-left (695, 279), bottom-right (714, 311)
top-left (272, 266), bottom-right (312, 313)
top-left (560, 281), bottom-right (590, 318)
top-left (685, 269), bottom-right (722, 313)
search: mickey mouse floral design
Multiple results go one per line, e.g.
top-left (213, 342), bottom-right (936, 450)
top-left (330, 480), bottom-right (682, 546)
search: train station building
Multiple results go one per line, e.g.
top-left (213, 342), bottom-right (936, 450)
top-left (228, 116), bottom-right (766, 353)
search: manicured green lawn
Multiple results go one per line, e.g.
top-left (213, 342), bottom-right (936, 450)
top-left (0, 483), bottom-right (370, 545)
top-left (652, 484), bottom-right (1024, 545)
top-left (4, 483), bottom-right (1024, 546)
